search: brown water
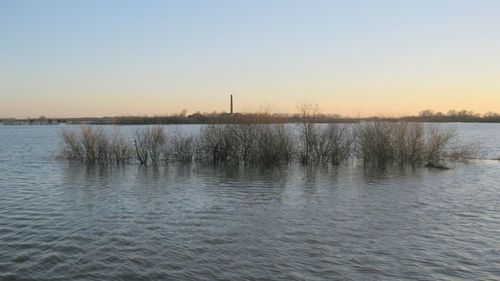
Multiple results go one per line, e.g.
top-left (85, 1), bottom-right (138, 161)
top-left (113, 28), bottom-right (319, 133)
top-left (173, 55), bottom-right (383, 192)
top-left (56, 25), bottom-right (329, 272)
top-left (0, 124), bottom-right (499, 280)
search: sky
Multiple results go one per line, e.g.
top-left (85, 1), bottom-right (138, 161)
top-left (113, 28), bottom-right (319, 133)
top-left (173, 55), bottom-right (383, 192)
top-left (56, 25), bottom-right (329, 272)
top-left (1, 0), bottom-right (499, 118)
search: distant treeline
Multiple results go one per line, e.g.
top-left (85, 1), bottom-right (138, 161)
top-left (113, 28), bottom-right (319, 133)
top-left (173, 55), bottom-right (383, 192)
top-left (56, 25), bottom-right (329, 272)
top-left (112, 112), bottom-right (359, 125)
top-left (114, 109), bottom-right (500, 124)
top-left (3, 109), bottom-right (500, 125)
top-left (400, 110), bottom-right (500, 123)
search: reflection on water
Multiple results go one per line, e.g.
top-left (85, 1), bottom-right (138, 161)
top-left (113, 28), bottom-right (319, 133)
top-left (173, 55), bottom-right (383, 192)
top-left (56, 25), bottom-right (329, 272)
top-left (0, 125), bottom-right (499, 280)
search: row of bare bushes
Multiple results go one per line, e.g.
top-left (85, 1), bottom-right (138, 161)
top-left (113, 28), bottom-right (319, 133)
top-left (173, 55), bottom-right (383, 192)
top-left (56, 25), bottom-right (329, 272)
top-left (59, 122), bottom-right (475, 167)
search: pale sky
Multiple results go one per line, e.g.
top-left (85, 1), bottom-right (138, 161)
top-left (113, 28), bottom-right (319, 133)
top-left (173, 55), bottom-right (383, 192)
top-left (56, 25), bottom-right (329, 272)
top-left (1, 0), bottom-right (499, 118)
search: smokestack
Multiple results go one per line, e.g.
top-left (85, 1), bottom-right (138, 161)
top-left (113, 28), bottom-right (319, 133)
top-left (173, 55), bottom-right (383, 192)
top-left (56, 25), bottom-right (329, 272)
top-left (230, 94), bottom-right (233, 114)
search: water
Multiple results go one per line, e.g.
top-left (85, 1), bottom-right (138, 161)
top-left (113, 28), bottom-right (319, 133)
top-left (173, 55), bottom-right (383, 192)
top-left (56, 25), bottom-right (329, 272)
top-left (0, 124), bottom-right (499, 280)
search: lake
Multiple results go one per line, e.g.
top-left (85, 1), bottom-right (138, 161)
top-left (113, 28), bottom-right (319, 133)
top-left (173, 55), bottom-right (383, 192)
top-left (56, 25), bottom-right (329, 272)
top-left (0, 124), bottom-right (499, 280)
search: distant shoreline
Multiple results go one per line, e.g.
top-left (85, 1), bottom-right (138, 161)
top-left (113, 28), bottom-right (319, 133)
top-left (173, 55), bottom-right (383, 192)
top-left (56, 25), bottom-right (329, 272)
top-left (0, 118), bottom-right (500, 126)
top-left (0, 110), bottom-right (500, 125)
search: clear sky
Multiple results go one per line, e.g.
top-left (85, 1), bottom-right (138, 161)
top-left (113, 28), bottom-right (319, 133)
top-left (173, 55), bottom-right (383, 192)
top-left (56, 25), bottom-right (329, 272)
top-left (1, 0), bottom-right (499, 118)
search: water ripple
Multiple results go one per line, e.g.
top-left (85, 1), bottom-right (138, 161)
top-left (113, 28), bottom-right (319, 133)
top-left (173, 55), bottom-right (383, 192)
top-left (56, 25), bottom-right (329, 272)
top-left (0, 125), bottom-right (499, 280)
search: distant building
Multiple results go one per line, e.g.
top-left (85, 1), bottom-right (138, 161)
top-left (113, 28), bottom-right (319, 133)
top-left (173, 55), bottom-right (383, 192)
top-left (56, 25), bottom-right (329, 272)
top-left (230, 94), bottom-right (234, 114)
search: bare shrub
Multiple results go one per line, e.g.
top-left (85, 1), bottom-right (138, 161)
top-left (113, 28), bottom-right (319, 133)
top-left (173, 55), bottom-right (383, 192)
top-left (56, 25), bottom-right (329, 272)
top-left (322, 124), bottom-right (354, 165)
top-left (425, 127), bottom-right (454, 165)
top-left (300, 124), bottom-right (354, 164)
top-left (295, 102), bottom-right (353, 165)
top-left (60, 126), bottom-right (132, 165)
top-left (134, 126), bottom-right (167, 166)
top-left (356, 122), bottom-right (395, 164)
top-left (80, 126), bottom-right (105, 163)
top-left (297, 101), bottom-right (319, 164)
top-left (230, 123), bottom-right (258, 163)
top-left (77, 126), bottom-right (109, 163)
top-left (170, 131), bottom-right (195, 163)
top-left (252, 124), bottom-right (294, 166)
top-left (425, 127), bottom-right (477, 162)
top-left (109, 128), bottom-right (133, 164)
top-left (392, 122), bottom-right (426, 165)
top-left (356, 122), bottom-right (475, 167)
top-left (197, 123), bottom-right (293, 166)
top-left (60, 130), bottom-right (84, 161)
top-left (197, 125), bottom-right (238, 164)
top-left (446, 144), bottom-right (477, 161)
top-left (305, 127), bottom-right (324, 163)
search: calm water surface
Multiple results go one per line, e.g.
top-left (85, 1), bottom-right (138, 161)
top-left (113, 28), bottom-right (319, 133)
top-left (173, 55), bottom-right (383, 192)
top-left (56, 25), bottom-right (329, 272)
top-left (0, 124), bottom-right (499, 280)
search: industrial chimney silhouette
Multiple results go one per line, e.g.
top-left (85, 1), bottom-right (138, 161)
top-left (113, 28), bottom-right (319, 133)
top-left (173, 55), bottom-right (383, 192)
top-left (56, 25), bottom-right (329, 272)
top-left (230, 94), bottom-right (233, 114)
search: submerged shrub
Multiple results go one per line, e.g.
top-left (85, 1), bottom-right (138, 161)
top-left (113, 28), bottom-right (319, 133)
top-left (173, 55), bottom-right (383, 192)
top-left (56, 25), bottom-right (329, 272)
top-left (357, 122), bottom-right (475, 166)
top-left (321, 124), bottom-right (354, 165)
top-left (60, 130), bottom-right (84, 161)
top-left (170, 131), bottom-right (195, 163)
top-left (357, 122), bottom-right (395, 164)
top-left (81, 126), bottom-right (108, 163)
top-left (424, 127), bottom-right (477, 164)
top-left (445, 144), bottom-right (477, 161)
top-left (60, 126), bottom-right (133, 164)
top-left (197, 125), bottom-right (239, 164)
top-left (295, 102), bottom-right (354, 165)
top-left (424, 127), bottom-right (454, 165)
top-left (297, 121), bottom-right (315, 164)
top-left (109, 128), bottom-right (133, 165)
top-left (252, 124), bottom-right (294, 166)
top-left (134, 126), bottom-right (167, 166)
top-left (298, 124), bottom-right (353, 165)
top-left (392, 122), bottom-right (426, 165)
top-left (230, 123), bottom-right (258, 163)
top-left (296, 102), bottom-right (319, 164)
top-left (196, 123), bottom-right (294, 166)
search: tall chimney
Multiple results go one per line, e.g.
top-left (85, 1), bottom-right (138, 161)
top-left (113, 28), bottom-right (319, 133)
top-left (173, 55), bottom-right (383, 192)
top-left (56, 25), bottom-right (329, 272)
top-left (230, 94), bottom-right (233, 114)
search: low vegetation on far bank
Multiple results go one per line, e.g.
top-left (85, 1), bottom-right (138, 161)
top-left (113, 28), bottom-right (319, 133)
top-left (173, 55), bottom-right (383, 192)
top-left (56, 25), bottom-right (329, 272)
top-left (5, 108), bottom-right (500, 125)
